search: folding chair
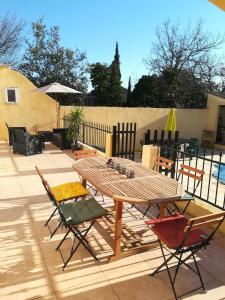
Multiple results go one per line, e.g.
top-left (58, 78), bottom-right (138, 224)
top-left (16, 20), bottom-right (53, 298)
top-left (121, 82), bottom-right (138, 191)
top-left (35, 166), bottom-right (89, 237)
top-left (171, 164), bottom-right (205, 214)
top-left (142, 156), bottom-right (174, 217)
top-left (44, 179), bottom-right (108, 270)
top-left (145, 212), bottom-right (225, 299)
top-left (154, 156), bottom-right (174, 176)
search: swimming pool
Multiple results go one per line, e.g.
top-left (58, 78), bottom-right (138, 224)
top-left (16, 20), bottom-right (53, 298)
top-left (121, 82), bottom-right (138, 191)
top-left (213, 164), bottom-right (225, 184)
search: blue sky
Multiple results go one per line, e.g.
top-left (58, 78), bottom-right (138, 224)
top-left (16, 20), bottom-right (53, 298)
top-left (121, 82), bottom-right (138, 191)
top-left (0, 0), bottom-right (224, 90)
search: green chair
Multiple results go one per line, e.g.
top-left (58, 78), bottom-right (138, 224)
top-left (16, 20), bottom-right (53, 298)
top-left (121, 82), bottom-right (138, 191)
top-left (44, 179), bottom-right (108, 269)
top-left (186, 138), bottom-right (199, 155)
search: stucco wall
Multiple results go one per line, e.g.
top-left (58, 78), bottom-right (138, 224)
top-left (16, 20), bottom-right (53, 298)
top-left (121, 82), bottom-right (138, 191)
top-left (61, 106), bottom-right (209, 150)
top-left (0, 65), bottom-right (57, 140)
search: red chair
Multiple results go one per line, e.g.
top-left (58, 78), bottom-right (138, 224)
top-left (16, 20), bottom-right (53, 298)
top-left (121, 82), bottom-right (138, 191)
top-left (145, 212), bottom-right (225, 299)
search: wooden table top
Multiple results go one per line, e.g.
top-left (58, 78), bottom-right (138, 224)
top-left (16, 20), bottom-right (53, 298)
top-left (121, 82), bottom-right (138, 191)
top-left (73, 157), bottom-right (182, 205)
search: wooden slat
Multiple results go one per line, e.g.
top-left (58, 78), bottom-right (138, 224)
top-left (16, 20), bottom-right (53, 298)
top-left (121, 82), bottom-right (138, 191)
top-left (180, 164), bottom-right (205, 175)
top-left (73, 156), bottom-right (183, 204)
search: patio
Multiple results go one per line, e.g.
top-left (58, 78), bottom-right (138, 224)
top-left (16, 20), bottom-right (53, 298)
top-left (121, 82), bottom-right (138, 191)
top-left (1, 140), bottom-right (225, 300)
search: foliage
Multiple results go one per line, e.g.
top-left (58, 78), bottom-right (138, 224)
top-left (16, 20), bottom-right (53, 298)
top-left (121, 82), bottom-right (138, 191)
top-left (137, 19), bottom-right (225, 108)
top-left (126, 76), bottom-right (132, 106)
top-left (108, 42), bottom-right (122, 106)
top-left (0, 14), bottom-right (24, 66)
top-left (67, 107), bottom-right (84, 144)
top-left (19, 19), bottom-right (89, 94)
top-left (131, 72), bottom-right (207, 108)
top-left (90, 42), bottom-right (123, 106)
top-left (90, 63), bottom-right (110, 105)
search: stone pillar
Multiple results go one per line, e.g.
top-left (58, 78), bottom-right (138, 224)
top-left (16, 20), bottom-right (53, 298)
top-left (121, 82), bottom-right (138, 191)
top-left (105, 133), bottom-right (113, 158)
top-left (142, 144), bottom-right (160, 170)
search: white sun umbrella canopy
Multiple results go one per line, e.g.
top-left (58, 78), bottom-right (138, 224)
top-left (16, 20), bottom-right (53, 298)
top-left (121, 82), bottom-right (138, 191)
top-left (35, 82), bottom-right (81, 128)
top-left (36, 82), bottom-right (81, 94)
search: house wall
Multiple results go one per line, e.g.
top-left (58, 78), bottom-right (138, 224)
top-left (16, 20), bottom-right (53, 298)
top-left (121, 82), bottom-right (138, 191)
top-left (0, 65), bottom-right (57, 141)
top-left (61, 106), bottom-right (209, 151)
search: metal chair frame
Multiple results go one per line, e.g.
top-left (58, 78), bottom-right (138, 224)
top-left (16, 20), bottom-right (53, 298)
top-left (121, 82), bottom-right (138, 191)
top-left (172, 164), bottom-right (205, 214)
top-left (142, 156), bottom-right (174, 217)
top-left (147, 212), bottom-right (225, 299)
top-left (35, 166), bottom-right (86, 238)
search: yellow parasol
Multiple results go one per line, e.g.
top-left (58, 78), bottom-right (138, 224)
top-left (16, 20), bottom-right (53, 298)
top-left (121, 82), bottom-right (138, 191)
top-left (209, 0), bottom-right (225, 11)
top-left (165, 108), bottom-right (176, 132)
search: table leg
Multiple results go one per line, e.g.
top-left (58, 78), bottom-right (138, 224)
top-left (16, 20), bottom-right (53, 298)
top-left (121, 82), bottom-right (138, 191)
top-left (114, 200), bottom-right (123, 257)
top-left (159, 203), bottom-right (167, 217)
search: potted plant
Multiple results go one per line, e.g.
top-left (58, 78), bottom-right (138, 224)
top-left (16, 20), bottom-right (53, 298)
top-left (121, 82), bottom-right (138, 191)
top-left (67, 107), bottom-right (84, 151)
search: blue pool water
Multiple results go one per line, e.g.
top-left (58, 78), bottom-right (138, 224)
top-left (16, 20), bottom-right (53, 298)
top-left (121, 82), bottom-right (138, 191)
top-left (213, 164), bottom-right (225, 184)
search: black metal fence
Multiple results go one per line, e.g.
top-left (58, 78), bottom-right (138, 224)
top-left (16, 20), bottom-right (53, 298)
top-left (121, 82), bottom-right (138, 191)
top-left (79, 122), bottom-right (111, 152)
top-left (160, 144), bottom-right (225, 210)
top-left (141, 129), bottom-right (179, 146)
top-left (112, 122), bottom-right (137, 160)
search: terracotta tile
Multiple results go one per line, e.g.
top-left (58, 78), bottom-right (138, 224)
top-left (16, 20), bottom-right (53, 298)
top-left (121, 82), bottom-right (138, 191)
top-left (1, 141), bottom-right (225, 300)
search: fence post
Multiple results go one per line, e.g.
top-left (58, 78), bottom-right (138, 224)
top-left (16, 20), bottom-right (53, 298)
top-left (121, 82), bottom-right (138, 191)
top-left (112, 125), bottom-right (117, 157)
top-left (142, 144), bottom-right (160, 170)
top-left (105, 133), bottom-right (113, 158)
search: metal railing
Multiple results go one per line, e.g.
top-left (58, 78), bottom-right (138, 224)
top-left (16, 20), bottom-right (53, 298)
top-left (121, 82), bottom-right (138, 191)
top-left (79, 121), bottom-right (111, 152)
top-left (159, 144), bottom-right (225, 210)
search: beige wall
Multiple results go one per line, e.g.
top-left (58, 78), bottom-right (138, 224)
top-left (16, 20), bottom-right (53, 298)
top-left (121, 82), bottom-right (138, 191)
top-left (61, 106), bottom-right (209, 150)
top-left (0, 65), bottom-right (57, 140)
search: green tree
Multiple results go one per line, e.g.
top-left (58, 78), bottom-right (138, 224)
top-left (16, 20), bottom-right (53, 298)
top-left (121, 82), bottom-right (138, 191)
top-left (90, 63), bottom-right (110, 105)
top-left (108, 42), bottom-right (122, 106)
top-left (19, 19), bottom-right (88, 94)
top-left (126, 76), bottom-right (132, 106)
top-left (131, 72), bottom-right (207, 108)
top-left (131, 75), bottom-right (160, 107)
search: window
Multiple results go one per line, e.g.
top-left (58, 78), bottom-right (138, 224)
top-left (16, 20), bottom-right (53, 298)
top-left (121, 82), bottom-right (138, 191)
top-left (5, 88), bottom-right (19, 103)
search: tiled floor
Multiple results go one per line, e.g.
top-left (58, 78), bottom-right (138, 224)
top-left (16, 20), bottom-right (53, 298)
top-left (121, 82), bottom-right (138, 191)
top-left (1, 140), bottom-right (225, 300)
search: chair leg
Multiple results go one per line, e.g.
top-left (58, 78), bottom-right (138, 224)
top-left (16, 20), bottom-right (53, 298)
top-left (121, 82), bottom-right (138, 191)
top-left (50, 219), bottom-right (63, 238)
top-left (44, 207), bottom-right (58, 227)
top-left (153, 240), bottom-right (178, 300)
top-left (192, 251), bottom-right (206, 291)
top-left (150, 241), bottom-right (206, 299)
top-left (181, 200), bottom-right (191, 214)
top-left (57, 221), bottom-right (98, 270)
top-left (143, 204), bottom-right (151, 217)
top-left (55, 229), bottom-right (71, 251)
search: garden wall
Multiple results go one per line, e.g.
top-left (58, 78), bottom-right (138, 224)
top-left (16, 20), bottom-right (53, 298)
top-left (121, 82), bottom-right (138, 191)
top-left (61, 106), bottom-right (209, 151)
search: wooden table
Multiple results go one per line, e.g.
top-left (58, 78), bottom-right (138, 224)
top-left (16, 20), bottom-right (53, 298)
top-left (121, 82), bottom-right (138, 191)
top-left (73, 157), bottom-right (183, 258)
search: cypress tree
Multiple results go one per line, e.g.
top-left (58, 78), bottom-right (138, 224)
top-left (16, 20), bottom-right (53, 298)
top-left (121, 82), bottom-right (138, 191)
top-left (108, 42), bottom-right (122, 106)
top-left (127, 76), bottom-right (132, 106)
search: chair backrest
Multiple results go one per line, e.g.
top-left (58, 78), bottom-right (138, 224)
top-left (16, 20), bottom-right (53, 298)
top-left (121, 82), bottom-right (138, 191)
top-left (178, 164), bottom-right (204, 181)
top-left (74, 149), bottom-right (97, 160)
top-left (181, 211), bottom-right (225, 247)
top-left (36, 166), bottom-right (58, 207)
top-left (154, 156), bottom-right (174, 175)
top-left (35, 165), bottom-right (45, 183)
top-left (12, 129), bottom-right (26, 143)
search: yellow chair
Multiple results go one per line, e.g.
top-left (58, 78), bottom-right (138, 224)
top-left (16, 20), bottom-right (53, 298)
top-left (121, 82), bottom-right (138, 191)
top-left (35, 166), bottom-right (89, 237)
